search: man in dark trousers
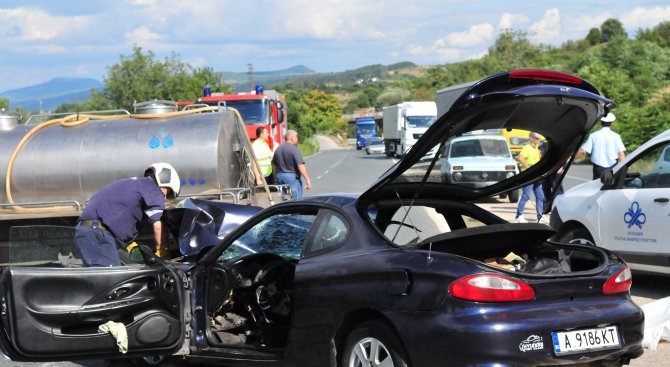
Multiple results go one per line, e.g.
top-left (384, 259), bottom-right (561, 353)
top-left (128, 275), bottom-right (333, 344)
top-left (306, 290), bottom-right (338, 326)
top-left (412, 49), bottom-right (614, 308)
top-left (74, 162), bottom-right (181, 266)
top-left (272, 130), bottom-right (312, 199)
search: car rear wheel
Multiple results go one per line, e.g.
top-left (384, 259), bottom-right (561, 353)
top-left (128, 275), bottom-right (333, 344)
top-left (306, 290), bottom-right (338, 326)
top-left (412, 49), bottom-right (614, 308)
top-left (342, 320), bottom-right (409, 367)
top-left (508, 189), bottom-right (520, 203)
top-left (559, 227), bottom-right (595, 246)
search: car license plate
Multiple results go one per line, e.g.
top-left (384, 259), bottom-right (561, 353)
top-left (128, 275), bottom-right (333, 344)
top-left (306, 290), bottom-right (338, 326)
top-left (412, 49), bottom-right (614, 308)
top-left (552, 326), bottom-right (620, 356)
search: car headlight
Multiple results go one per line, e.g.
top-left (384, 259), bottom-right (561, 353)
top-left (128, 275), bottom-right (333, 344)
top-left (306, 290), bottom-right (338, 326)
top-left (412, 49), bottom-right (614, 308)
top-left (453, 172), bottom-right (463, 181)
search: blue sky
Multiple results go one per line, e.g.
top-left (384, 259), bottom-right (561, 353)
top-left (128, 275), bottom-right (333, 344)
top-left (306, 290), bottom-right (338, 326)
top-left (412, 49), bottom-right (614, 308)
top-left (1, 0), bottom-right (669, 91)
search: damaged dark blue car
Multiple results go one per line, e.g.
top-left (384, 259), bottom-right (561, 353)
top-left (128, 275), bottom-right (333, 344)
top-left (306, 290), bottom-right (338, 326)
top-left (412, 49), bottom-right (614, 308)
top-left (0, 70), bottom-right (644, 367)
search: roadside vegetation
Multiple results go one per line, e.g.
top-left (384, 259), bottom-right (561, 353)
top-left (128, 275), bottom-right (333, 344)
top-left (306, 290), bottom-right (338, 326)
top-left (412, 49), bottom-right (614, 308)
top-left (2, 18), bottom-right (668, 153)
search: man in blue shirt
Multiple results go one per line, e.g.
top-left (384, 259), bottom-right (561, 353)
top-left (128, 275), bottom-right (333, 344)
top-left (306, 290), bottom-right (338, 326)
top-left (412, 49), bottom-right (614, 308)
top-left (272, 130), bottom-right (312, 199)
top-left (75, 162), bottom-right (181, 266)
top-left (575, 113), bottom-right (626, 179)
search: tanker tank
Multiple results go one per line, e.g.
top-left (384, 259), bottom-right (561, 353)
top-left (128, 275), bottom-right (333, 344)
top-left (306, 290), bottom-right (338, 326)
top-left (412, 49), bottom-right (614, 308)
top-left (0, 106), bottom-right (254, 208)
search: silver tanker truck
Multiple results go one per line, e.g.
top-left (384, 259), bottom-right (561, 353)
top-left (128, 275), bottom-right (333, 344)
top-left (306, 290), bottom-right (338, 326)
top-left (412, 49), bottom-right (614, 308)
top-left (0, 101), bottom-right (282, 264)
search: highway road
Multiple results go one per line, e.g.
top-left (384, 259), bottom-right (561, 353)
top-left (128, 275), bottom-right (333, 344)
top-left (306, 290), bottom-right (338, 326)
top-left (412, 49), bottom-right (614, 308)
top-left (1, 137), bottom-right (667, 366)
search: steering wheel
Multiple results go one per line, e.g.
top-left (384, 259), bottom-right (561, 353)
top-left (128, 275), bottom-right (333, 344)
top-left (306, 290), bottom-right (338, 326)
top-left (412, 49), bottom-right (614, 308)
top-left (228, 253), bottom-right (295, 325)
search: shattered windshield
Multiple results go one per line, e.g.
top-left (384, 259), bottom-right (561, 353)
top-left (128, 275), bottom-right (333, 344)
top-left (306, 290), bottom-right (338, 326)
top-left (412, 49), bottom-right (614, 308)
top-left (218, 213), bottom-right (317, 262)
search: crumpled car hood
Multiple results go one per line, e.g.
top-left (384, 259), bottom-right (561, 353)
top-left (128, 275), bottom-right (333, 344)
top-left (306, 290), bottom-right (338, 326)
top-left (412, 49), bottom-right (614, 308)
top-left (163, 198), bottom-right (262, 257)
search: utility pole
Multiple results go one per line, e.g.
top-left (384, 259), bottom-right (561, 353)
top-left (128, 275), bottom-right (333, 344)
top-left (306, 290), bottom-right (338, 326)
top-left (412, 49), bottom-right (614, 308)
top-left (247, 63), bottom-right (254, 92)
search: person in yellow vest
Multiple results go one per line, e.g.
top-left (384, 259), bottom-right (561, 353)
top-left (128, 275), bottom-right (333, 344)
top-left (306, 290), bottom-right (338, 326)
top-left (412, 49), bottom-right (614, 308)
top-left (515, 132), bottom-right (547, 224)
top-left (252, 127), bottom-right (274, 185)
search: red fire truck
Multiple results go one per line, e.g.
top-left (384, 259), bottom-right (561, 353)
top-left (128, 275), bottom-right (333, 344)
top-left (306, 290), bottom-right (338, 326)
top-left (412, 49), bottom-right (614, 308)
top-left (181, 86), bottom-right (287, 149)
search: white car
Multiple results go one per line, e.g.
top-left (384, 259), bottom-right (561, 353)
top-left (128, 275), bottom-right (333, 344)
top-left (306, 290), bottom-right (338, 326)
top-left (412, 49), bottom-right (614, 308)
top-left (551, 129), bottom-right (670, 275)
top-left (440, 134), bottom-right (520, 202)
top-left (365, 137), bottom-right (385, 155)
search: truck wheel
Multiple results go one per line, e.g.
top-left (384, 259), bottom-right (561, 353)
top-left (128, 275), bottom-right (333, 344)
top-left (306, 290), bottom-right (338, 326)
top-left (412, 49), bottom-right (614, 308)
top-left (559, 228), bottom-right (595, 246)
top-left (508, 189), bottom-right (520, 203)
top-left (342, 320), bottom-right (409, 367)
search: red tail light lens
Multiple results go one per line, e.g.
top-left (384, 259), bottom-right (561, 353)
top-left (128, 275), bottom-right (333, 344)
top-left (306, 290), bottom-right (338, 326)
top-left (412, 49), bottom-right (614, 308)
top-left (509, 70), bottom-right (582, 85)
top-left (603, 267), bottom-right (632, 294)
top-left (449, 274), bottom-right (535, 302)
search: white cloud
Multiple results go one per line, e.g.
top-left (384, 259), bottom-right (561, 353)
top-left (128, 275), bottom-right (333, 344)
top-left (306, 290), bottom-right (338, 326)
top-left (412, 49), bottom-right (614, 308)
top-left (124, 26), bottom-right (161, 44)
top-left (274, 0), bottom-right (384, 40)
top-left (499, 13), bottom-right (529, 30)
top-left (620, 6), bottom-right (670, 29)
top-left (407, 45), bottom-right (462, 61)
top-left (570, 12), bottom-right (613, 32)
top-left (529, 8), bottom-right (561, 44)
top-left (0, 7), bottom-right (90, 42)
top-left (445, 23), bottom-right (495, 47)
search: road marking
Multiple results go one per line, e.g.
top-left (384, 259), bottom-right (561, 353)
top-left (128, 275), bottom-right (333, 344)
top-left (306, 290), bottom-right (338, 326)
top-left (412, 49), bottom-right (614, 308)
top-left (316, 169), bottom-right (330, 180)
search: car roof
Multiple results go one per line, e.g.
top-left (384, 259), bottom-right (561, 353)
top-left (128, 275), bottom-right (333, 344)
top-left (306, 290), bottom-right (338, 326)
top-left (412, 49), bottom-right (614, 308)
top-left (450, 134), bottom-right (507, 142)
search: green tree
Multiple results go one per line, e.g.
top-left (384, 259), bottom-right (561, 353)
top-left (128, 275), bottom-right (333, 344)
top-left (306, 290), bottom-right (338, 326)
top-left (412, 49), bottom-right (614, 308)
top-left (637, 21), bottom-right (670, 48)
top-left (0, 98), bottom-right (8, 110)
top-left (301, 90), bottom-right (345, 133)
top-left (586, 27), bottom-right (602, 45)
top-left (376, 87), bottom-right (410, 107)
top-left (344, 91), bottom-right (373, 113)
top-left (89, 46), bottom-right (231, 111)
top-left (487, 30), bottom-right (544, 70)
top-left (601, 19), bottom-right (627, 42)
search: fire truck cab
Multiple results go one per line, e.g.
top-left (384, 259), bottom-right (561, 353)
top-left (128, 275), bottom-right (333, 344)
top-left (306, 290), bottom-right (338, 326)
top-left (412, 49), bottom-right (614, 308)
top-left (184, 86), bottom-right (287, 149)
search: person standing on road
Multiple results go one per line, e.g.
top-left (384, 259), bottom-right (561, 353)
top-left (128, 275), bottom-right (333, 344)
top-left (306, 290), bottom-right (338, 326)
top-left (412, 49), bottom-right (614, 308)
top-left (272, 130), bottom-right (312, 199)
top-left (575, 112), bottom-right (626, 180)
top-left (252, 127), bottom-right (274, 185)
top-left (515, 132), bottom-right (546, 224)
top-left (74, 162), bottom-right (181, 266)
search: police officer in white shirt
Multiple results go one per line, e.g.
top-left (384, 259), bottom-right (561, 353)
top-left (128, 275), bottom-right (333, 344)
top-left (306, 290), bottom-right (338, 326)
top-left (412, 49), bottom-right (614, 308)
top-left (575, 113), bottom-right (626, 180)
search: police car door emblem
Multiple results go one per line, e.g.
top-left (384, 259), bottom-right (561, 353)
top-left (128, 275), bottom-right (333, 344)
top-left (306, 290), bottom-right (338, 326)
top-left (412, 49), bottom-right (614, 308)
top-left (519, 335), bottom-right (544, 352)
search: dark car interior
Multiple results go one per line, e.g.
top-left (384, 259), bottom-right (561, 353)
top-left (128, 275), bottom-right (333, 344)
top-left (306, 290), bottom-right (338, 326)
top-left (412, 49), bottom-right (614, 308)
top-left (198, 206), bottom-right (349, 352)
top-left (369, 199), bottom-right (605, 275)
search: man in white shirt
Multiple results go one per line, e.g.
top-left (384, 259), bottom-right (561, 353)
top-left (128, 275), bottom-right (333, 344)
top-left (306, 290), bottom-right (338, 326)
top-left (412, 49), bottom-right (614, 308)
top-left (575, 113), bottom-right (626, 180)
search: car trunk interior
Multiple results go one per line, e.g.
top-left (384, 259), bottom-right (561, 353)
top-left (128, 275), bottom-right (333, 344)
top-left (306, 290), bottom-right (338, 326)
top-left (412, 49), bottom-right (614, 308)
top-left (368, 201), bottom-right (608, 276)
top-left (409, 223), bottom-right (607, 275)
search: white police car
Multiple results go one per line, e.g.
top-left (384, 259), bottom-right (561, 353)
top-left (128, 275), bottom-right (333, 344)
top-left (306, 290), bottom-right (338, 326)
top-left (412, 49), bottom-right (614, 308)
top-left (551, 129), bottom-right (670, 274)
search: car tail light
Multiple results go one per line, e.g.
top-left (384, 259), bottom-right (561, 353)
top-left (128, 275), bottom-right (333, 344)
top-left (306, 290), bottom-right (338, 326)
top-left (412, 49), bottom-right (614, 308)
top-left (509, 70), bottom-right (582, 85)
top-left (602, 267), bottom-right (632, 294)
top-left (449, 274), bottom-right (535, 302)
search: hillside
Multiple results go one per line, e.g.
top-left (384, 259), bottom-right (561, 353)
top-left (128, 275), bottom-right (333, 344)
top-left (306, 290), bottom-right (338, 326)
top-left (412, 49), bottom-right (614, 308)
top-left (0, 77), bottom-right (103, 111)
top-left (223, 65), bottom-right (316, 91)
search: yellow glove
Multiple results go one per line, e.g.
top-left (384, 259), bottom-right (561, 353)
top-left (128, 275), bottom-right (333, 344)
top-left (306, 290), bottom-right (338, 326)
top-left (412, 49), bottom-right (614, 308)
top-left (126, 242), bottom-right (143, 263)
top-left (155, 242), bottom-right (169, 259)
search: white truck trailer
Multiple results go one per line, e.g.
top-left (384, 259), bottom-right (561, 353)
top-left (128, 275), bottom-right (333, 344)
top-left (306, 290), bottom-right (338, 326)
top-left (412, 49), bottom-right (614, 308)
top-left (382, 101), bottom-right (437, 157)
top-left (435, 81), bottom-right (475, 117)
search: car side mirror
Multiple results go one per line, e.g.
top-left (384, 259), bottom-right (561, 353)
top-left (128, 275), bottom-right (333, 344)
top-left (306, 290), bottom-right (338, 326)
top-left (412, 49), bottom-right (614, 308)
top-left (600, 169), bottom-right (615, 186)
